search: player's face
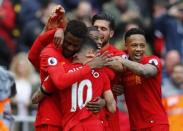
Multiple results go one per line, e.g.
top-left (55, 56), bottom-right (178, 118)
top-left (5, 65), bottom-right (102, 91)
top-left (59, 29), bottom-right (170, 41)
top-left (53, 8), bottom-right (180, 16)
top-left (93, 20), bottom-right (114, 48)
top-left (88, 30), bottom-right (103, 49)
top-left (125, 34), bottom-right (146, 62)
top-left (171, 65), bottom-right (183, 85)
top-left (62, 32), bottom-right (83, 58)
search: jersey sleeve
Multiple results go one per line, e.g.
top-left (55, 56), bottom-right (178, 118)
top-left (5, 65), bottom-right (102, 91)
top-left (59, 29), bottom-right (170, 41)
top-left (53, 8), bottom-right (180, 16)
top-left (102, 67), bottom-right (116, 81)
top-left (47, 64), bottom-right (92, 90)
top-left (114, 50), bottom-right (128, 59)
top-left (145, 56), bottom-right (162, 73)
top-left (28, 29), bottom-right (57, 70)
top-left (42, 76), bottom-right (57, 93)
top-left (102, 72), bottom-right (111, 92)
top-left (40, 49), bottom-right (92, 90)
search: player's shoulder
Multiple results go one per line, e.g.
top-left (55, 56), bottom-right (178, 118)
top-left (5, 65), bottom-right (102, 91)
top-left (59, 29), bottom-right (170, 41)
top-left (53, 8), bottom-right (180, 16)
top-left (41, 43), bottom-right (61, 57)
top-left (94, 68), bottom-right (110, 79)
top-left (108, 44), bottom-right (128, 57)
top-left (142, 55), bottom-right (161, 66)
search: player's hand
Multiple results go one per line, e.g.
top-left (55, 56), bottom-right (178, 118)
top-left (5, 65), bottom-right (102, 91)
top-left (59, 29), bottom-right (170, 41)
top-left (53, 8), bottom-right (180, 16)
top-left (86, 97), bottom-right (106, 113)
top-left (45, 5), bottom-right (65, 31)
top-left (104, 56), bottom-right (124, 72)
top-left (112, 84), bottom-right (124, 96)
top-left (54, 28), bottom-right (64, 48)
top-left (32, 87), bottom-right (46, 104)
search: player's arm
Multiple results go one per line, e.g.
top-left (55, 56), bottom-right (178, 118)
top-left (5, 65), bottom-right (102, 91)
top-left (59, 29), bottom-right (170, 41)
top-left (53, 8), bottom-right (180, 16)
top-left (44, 4), bottom-right (65, 48)
top-left (86, 97), bottom-right (106, 113)
top-left (103, 90), bottom-right (116, 113)
top-left (40, 54), bottom-right (92, 90)
top-left (28, 29), bottom-right (57, 70)
top-left (119, 58), bottom-right (159, 77)
top-left (103, 73), bottom-right (116, 113)
top-left (107, 56), bottom-right (158, 77)
top-left (32, 76), bottom-right (56, 104)
top-left (28, 5), bottom-right (65, 70)
top-left (104, 54), bottom-right (128, 73)
top-left (112, 84), bottom-right (124, 96)
top-left (46, 55), bottom-right (109, 89)
top-left (32, 87), bottom-right (46, 104)
top-left (46, 64), bottom-right (91, 89)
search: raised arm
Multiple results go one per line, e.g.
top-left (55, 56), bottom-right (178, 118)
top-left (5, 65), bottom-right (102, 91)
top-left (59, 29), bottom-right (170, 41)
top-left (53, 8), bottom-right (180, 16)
top-left (28, 5), bottom-right (65, 70)
top-left (28, 29), bottom-right (57, 70)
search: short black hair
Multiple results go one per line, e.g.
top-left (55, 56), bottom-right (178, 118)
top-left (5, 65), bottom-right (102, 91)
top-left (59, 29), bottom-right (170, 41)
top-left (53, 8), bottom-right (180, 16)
top-left (92, 12), bottom-right (115, 30)
top-left (65, 20), bottom-right (87, 39)
top-left (87, 26), bottom-right (98, 33)
top-left (124, 28), bottom-right (145, 42)
top-left (81, 37), bottom-right (98, 51)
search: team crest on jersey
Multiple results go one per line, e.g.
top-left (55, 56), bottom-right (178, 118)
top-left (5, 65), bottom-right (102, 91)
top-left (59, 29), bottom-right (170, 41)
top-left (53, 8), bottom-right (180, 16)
top-left (121, 54), bottom-right (128, 59)
top-left (148, 59), bottom-right (158, 66)
top-left (48, 57), bottom-right (58, 66)
top-left (60, 61), bottom-right (65, 65)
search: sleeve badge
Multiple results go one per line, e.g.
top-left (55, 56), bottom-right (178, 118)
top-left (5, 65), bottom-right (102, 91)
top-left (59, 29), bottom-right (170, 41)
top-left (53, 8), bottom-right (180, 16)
top-left (122, 54), bottom-right (128, 59)
top-left (149, 59), bottom-right (158, 66)
top-left (48, 57), bottom-right (58, 66)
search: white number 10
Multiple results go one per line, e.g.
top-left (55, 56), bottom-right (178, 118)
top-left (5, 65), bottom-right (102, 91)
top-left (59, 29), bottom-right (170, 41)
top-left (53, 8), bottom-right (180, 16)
top-left (71, 79), bottom-right (92, 112)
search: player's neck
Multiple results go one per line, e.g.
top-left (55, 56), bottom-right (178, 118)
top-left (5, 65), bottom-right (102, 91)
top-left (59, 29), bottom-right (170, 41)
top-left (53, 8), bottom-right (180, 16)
top-left (100, 43), bottom-right (110, 52)
top-left (72, 58), bottom-right (81, 64)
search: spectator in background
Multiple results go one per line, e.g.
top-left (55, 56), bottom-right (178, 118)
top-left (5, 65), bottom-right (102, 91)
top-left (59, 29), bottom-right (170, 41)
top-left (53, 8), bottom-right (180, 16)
top-left (162, 50), bottom-right (181, 80)
top-left (10, 52), bottom-right (38, 117)
top-left (0, 66), bottom-right (16, 131)
top-left (19, 0), bottom-right (59, 51)
top-left (154, 0), bottom-right (183, 60)
top-left (0, 0), bottom-right (16, 68)
top-left (66, 1), bottom-right (93, 27)
top-left (153, 0), bottom-right (167, 56)
top-left (102, 0), bottom-right (142, 38)
top-left (162, 64), bottom-right (183, 131)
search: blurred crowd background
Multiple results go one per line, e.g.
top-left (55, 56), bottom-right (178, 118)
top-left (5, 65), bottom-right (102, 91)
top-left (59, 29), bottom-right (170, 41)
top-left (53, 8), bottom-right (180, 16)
top-left (0, 0), bottom-right (183, 131)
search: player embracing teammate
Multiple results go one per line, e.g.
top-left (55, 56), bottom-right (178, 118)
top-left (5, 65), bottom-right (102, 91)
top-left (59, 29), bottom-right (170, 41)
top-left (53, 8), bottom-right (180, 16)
top-left (28, 5), bottom-right (169, 131)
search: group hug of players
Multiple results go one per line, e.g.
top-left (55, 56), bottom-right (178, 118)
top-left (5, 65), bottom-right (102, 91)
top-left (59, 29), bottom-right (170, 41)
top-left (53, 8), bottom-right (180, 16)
top-left (28, 5), bottom-right (169, 131)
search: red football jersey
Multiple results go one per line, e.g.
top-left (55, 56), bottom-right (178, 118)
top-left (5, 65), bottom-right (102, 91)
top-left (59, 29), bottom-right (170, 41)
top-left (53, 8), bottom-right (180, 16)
top-left (101, 44), bottom-right (127, 81)
top-left (35, 43), bottom-right (70, 127)
top-left (122, 55), bottom-right (168, 129)
top-left (101, 44), bottom-right (127, 131)
top-left (37, 43), bottom-right (92, 126)
top-left (58, 63), bottom-right (111, 131)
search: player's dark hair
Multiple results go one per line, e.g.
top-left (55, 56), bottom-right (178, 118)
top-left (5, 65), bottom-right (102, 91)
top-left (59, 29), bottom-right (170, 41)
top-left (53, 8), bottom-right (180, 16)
top-left (92, 12), bottom-right (115, 30)
top-left (124, 28), bottom-right (145, 42)
top-left (81, 37), bottom-right (98, 51)
top-left (65, 20), bottom-right (87, 39)
top-left (87, 26), bottom-right (98, 33)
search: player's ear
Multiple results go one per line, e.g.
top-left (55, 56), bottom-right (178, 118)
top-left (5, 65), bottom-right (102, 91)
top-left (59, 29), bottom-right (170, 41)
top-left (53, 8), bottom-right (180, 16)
top-left (73, 53), bottom-right (78, 59)
top-left (109, 30), bottom-right (114, 38)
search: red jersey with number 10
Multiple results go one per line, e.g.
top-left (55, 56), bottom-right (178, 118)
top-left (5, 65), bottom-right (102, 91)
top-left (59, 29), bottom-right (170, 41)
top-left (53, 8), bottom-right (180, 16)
top-left (59, 63), bottom-right (111, 131)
